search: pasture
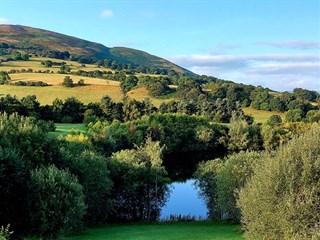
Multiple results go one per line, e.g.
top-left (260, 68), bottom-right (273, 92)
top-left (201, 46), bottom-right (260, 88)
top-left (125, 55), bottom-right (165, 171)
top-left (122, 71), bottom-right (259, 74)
top-left (0, 83), bottom-right (124, 104)
top-left (243, 107), bottom-right (286, 123)
top-left (0, 57), bottom-right (112, 73)
top-left (0, 57), bottom-right (168, 106)
top-left (64, 222), bottom-right (243, 240)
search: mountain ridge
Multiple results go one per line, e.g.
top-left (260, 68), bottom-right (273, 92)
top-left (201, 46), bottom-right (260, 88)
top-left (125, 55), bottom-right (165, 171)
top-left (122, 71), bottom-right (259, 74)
top-left (0, 24), bottom-right (194, 75)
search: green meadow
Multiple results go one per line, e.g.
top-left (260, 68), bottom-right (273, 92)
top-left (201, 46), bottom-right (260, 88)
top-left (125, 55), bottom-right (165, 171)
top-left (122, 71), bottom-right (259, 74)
top-left (49, 123), bottom-right (87, 137)
top-left (64, 222), bottom-right (243, 240)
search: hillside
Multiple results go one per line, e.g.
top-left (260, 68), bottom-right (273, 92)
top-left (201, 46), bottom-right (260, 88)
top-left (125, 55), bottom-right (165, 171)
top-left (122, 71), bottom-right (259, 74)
top-left (0, 25), bottom-right (193, 75)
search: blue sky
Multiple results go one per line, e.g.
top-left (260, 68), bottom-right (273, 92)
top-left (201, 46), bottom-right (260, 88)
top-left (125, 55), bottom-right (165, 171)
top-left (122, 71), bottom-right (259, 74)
top-left (1, 0), bottom-right (319, 91)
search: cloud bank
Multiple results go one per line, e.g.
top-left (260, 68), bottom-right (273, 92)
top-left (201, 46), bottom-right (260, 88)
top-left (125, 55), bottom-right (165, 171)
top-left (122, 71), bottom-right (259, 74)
top-left (169, 53), bottom-right (320, 91)
top-left (258, 41), bottom-right (320, 50)
top-left (100, 9), bottom-right (114, 19)
top-left (0, 18), bottom-right (11, 24)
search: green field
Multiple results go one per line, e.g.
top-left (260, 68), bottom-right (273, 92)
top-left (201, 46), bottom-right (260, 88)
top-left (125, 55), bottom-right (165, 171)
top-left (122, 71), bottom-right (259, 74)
top-left (0, 57), bottom-right (168, 106)
top-left (65, 222), bottom-right (243, 240)
top-left (49, 123), bottom-right (87, 137)
top-left (243, 107), bottom-right (286, 123)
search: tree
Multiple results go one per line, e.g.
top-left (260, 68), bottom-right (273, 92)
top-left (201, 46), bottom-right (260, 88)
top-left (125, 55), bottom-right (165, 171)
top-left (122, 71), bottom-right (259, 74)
top-left (305, 110), bottom-right (320, 123)
top-left (29, 165), bottom-right (86, 239)
top-left (238, 125), bottom-right (320, 240)
top-left (267, 114), bottom-right (282, 126)
top-left (41, 60), bottom-right (53, 68)
top-left (0, 112), bottom-right (60, 169)
top-left (194, 159), bottom-right (222, 220)
top-left (77, 79), bottom-right (85, 86)
top-left (195, 151), bottom-right (261, 222)
top-left (285, 108), bottom-right (303, 122)
top-left (0, 71), bottom-right (10, 85)
top-left (120, 75), bottom-right (138, 93)
top-left (52, 98), bottom-right (64, 122)
top-left (228, 112), bottom-right (249, 152)
top-left (293, 88), bottom-right (319, 102)
top-left (20, 95), bottom-right (40, 117)
top-left (0, 148), bottom-right (30, 236)
top-left (62, 97), bottom-right (85, 123)
top-left (59, 65), bottom-right (71, 74)
top-left (61, 149), bottom-right (112, 225)
top-left (62, 76), bottom-right (74, 87)
top-left (107, 138), bottom-right (169, 222)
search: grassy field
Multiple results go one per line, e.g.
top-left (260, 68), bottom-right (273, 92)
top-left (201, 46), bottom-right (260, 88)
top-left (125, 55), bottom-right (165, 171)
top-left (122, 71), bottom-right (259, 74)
top-left (55, 123), bottom-right (87, 134)
top-left (0, 57), bottom-right (112, 73)
top-left (0, 57), bottom-right (169, 106)
top-left (65, 222), bottom-right (243, 240)
top-left (127, 87), bottom-right (172, 107)
top-left (243, 107), bottom-right (286, 124)
top-left (48, 123), bottom-right (87, 137)
top-left (0, 84), bottom-right (124, 104)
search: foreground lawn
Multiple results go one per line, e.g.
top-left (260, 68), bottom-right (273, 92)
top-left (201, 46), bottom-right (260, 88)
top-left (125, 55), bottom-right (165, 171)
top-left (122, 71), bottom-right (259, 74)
top-left (65, 222), bottom-right (243, 240)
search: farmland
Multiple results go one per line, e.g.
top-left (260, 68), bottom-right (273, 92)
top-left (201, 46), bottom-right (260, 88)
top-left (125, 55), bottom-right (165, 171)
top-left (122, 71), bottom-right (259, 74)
top-left (0, 58), bottom-right (168, 106)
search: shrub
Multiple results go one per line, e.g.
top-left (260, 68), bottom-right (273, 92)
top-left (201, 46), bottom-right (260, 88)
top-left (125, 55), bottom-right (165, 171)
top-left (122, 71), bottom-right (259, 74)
top-left (195, 151), bottom-right (261, 222)
top-left (0, 225), bottom-right (13, 240)
top-left (29, 165), bottom-right (86, 239)
top-left (61, 149), bottom-right (112, 225)
top-left (62, 76), bottom-right (74, 87)
top-left (0, 148), bottom-right (29, 235)
top-left (238, 124), bottom-right (320, 239)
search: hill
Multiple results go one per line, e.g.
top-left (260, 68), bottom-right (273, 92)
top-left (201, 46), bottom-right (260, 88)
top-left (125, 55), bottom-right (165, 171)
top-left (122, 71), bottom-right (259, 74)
top-left (0, 25), bottom-right (193, 75)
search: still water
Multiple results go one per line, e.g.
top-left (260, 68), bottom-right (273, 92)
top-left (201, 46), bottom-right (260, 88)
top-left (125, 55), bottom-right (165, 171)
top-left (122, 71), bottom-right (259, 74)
top-left (160, 179), bottom-right (208, 220)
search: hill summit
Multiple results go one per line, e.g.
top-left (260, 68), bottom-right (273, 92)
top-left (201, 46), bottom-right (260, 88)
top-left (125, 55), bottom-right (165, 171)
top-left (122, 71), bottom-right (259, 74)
top-left (0, 24), bottom-right (193, 75)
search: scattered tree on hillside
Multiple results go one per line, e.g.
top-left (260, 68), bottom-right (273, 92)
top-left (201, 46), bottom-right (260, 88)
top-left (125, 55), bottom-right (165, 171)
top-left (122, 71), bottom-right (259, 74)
top-left (0, 71), bottom-right (10, 85)
top-left (62, 76), bottom-right (74, 87)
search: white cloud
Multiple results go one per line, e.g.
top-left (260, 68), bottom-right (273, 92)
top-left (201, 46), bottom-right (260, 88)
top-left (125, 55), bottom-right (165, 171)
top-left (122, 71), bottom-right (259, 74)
top-left (169, 54), bottom-right (320, 91)
top-left (258, 41), bottom-right (320, 50)
top-left (100, 9), bottom-right (114, 19)
top-left (0, 18), bottom-right (10, 24)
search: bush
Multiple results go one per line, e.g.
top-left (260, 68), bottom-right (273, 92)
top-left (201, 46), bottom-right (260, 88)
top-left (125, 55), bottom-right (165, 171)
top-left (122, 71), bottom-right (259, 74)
top-left (195, 151), bottom-right (261, 222)
top-left (0, 113), bottom-right (60, 169)
top-left (0, 225), bottom-right (13, 240)
top-left (62, 76), bottom-right (74, 87)
top-left (29, 165), bottom-right (86, 239)
top-left (238, 124), bottom-right (320, 239)
top-left (0, 148), bottom-right (29, 235)
top-left (107, 138), bottom-right (170, 222)
top-left (61, 149), bottom-right (113, 225)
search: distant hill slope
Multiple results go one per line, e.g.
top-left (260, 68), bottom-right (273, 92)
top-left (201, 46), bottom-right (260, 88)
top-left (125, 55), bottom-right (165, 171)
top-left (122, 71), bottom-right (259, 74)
top-left (0, 25), bottom-right (193, 75)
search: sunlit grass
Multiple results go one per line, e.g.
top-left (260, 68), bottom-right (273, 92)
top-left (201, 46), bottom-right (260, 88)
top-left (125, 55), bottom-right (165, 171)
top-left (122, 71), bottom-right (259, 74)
top-left (64, 222), bottom-right (244, 240)
top-left (243, 107), bottom-right (286, 123)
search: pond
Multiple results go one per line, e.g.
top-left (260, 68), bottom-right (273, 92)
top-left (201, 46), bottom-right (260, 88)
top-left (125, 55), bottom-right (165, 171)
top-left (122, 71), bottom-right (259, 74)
top-left (160, 179), bottom-right (208, 220)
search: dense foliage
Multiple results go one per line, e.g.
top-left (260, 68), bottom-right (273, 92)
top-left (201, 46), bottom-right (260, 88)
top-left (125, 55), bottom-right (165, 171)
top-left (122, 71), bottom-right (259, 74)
top-left (0, 113), bottom-right (172, 239)
top-left (0, 53), bottom-right (319, 239)
top-left (195, 151), bottom-right (261, 222)
top-left (238, 125), bottom-right (320, 239)
top-left (29, 165), bottom-right (86, 239)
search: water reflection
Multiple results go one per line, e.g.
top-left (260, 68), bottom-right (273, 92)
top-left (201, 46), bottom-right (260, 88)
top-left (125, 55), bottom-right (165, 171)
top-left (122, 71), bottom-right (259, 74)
top-left (161, 179), bottom-right (207, 220)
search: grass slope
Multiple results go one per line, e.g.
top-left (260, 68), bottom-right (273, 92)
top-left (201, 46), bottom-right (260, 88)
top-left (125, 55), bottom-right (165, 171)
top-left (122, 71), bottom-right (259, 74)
top-left (0, 25), bottom-right (192, 75)
top-left (0, 58), bottom-right (169, 106)
top-left (65, 222), bottom-right (243, 240)
top-left (0, 84), bottom-right (124, 104)
top-left (243, 107), bottom-right (286, 124)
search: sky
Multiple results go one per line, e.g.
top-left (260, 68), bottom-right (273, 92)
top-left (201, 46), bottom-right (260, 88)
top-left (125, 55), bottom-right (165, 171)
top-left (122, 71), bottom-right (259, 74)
top-left (0, 0), bottom-right (319, 91)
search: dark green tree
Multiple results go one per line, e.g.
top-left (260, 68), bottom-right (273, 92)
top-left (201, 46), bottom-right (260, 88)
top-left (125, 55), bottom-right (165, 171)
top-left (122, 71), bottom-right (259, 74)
top-left (30, 165), bottom-right (86, 239)
top-left (62, 76), bottom-right (74, 87)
